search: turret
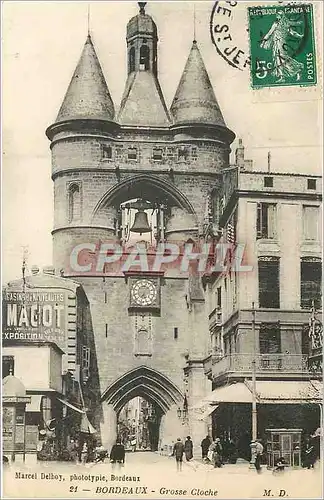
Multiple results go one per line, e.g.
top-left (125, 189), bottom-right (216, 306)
top-left (118, 2), bottom-right (170, 127)
top-left (170, 41), bottom-right (235, 144)
top-left (46, 34), bottom-right (118, 140)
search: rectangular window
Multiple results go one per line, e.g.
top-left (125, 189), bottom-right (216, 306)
top-left (256, 203), bottom-right (276, 239)
top-left (128, 147), bottom-right (137, 160)
top-left (152, 148), bottom-right (163, 161)
top-left (259, 323), bottom-right (281, 354)
top-left (216, 287), bottom-right (222, 308)
top-left (303, 206), bottom-right (319, 241)
top-left (2, 356), bottom-right (14, 378)
top-left (178, 147), bottom-right (188, 161)
top-left (264, 176), bottom-right (273, 188)
top-left (174, 327), bottom-right (178, 340)
top-left (300, 260), bottom-right (322, 309)
top-left (191, 147), bottom-right (198, 161)
top-left (307, 178), bottom-right (316, 190)
top-left (82, 346), bottom-right (91, 380)
top-left (102, 145), bottom-right (112, 159)
top-left (258, 258), bottom-right (280, 308)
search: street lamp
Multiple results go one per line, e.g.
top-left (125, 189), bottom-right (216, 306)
top-left (250, 302), bottom-right (258, 468)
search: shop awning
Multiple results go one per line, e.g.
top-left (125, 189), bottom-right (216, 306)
top-left (245, 379), bottom-right (322, 404)
top-left (205, 383), bottom-right (254, 404)
top-left (56, 397), bottom-right (85, 414)
top-left (204, 380), bottom-right (322, 406)
top-left (26, 394), bottom-right (43, 412)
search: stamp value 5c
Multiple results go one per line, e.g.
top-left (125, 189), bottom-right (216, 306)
top-left (248, 4), bottom-right (317, 89)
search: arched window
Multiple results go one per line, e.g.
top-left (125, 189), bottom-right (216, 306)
top-left (139, 45), bottom-right (150, 70)
top-left (129, 47), bottom-right (135, 73)
top-left (68, 183), bottom-right (81, 223)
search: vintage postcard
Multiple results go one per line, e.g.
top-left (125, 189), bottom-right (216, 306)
top-left (1, 1), bottom-right (323, 499)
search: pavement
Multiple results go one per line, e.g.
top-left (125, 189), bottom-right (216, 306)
top-left (2, 451), bottom-right (322, 499)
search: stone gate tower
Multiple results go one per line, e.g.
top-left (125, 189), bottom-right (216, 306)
top-left (46, 3), bottom-right (235, 452)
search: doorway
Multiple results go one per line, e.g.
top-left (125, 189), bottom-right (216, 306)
top-left (117, 397), bottom-right (162, 452)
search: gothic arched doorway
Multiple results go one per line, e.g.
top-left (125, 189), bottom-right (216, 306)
top-left (101, 366), bottom-right (184, 451)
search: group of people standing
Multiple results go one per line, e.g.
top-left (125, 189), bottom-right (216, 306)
top-left (201, 435), bottom-right (238, 468)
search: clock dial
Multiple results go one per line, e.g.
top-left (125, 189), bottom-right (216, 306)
top-left (131, 280), bottom-right (157, 306)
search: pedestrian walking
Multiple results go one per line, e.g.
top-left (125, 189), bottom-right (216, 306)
top-left (304, 437), bottom-right (316, 469)
top-left (172, 438), bottom-right (185, 471)
top-left (184, 436), bottom-right (193, 461)
top-left (252, 439), bottom-right (264, 473)
top-left (201, 435), bottom-right (211, 461)
top-left (81, 442), bottom-right (88, 464)
top-left (110, 440), bottom-right (125, 470)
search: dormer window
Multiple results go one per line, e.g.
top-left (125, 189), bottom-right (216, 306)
top-left (139, 44), bottom-right (150, 70)
top-left (178, 147), bottom-right (188, 161)
top-left (128, 147), bottom-right (138, 160)
top-left (102, 145), bottom-right (112, 159)
top-left (152, 148), bottom-right (163, 161)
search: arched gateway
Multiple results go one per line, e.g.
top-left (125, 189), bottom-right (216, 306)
top-left (101, 367), bottom-right (184, 450)
top-left (46, 3), bottom-right (235, 456)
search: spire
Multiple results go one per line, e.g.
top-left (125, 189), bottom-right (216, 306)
top-left (55, 35), bottom-right (115, 124)
top-left (170, 41), bottom-right (226, 128)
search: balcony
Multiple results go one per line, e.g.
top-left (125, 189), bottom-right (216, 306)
top-left (211, 353), bottom-right (319, 380)
top-left (209, 307), bottom-right (222, 330)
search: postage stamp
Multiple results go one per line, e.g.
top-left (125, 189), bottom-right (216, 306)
top-left (248, 4), bottom-right (317, 88)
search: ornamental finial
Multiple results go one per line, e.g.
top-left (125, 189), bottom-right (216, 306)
top-left (138, 2), bottom-right (147, 15)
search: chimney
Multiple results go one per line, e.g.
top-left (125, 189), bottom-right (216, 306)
top-left (235, 138), bottom-right (245, 170)
top-left (43, 266), bottom-right (55, 276)
top-left (31, 265), bottom-right (40, 275)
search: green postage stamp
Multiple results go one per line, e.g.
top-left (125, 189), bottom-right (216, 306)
top-left (248, 4), bottom-right (317, 88)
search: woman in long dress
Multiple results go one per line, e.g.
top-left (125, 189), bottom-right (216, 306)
top-left (260, 11), bottom-right (304, 82)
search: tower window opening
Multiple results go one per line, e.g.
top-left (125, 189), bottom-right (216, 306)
top-left (191, 147), bottom-right (198, 161)
top-left (174, 327), bottom-right (178, 340)
top-left (178, 147), bottom-right (188, 161)
top-left (102, 145), bottom-right (112, 159)
top-left (128, 147), bottom-right (138, 160)
top-left (139, 44), bottom-right (150, 70)
top-left (68, 183), bottom-right (81, 223)
top-left (264, 176), bottom-right (273, 187)
top-left (152, 148), bottom-right (163, 161)
top-left (307, 178), bottom-right (316, 190)
top-left (129, 47), bottom-right (136, 73)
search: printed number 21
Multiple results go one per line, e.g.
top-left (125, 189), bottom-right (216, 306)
top-left (256, 60), bottom-right (272, 79)
top-left (70, 486), bottom-right (78, 493)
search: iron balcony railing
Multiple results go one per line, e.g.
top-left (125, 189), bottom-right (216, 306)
top-left (211, 353), bottom-right (313, 377)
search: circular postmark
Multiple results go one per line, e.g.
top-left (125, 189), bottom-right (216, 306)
top-left (210, 1), bottom-right (251, 71)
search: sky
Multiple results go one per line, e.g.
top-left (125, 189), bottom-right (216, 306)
top-left (2, 0), bottom-right (322, 284)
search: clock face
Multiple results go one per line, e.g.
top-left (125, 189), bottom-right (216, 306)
top-left (131, 280), bottom-right (157, 306)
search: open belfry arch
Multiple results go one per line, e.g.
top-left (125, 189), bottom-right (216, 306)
top-left (46, 2), bottom-right (235, 451)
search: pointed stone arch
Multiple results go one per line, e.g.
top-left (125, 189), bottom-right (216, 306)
top-left (92, 174), bottom-right (196, 220)
top-left (101, 365), bottom-right (183, 415)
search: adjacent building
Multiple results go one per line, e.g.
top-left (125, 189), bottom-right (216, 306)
top-left (202, 141), bottom-right (322, 464)
top-left (2, 266), bottom-right (100, 460)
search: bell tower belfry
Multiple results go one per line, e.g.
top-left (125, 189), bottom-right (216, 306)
top-left (126, 2), bottom-right (158, 75)
top-left (46, 3), bottom-right (235, 455)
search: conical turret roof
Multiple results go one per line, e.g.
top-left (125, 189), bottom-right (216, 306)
top-left (55, 35), bottom-right (115, 123)
top-left (170, 41), bottom-right (226, 128)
